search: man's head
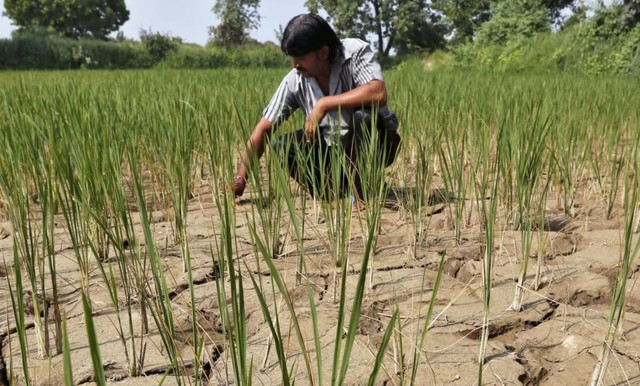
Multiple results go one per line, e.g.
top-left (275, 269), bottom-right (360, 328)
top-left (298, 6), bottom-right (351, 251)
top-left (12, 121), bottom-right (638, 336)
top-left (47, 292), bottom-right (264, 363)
top-left (281, 13), bottom-right (343, 63)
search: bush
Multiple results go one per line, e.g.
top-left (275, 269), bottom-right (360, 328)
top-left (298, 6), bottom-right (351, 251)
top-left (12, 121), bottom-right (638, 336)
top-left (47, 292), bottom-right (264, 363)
top-left (0, 31), bottom-right (289, 71)
top-left (0, 32), bottom-right (152, 70)
top-left (159, 46), bottom-right (231, 68)
top-left (451, 4), bottom-right (640, 75)
top-left (160, 44), bottom-right (288, 69)
top-left (69, 39), bottom-right (153, 69)
top-left (140, 30), bottom-right (180, 62)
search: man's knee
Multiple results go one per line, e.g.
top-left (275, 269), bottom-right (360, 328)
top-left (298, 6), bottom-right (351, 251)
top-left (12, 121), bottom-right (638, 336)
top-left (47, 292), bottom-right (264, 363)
top-left (351, 109), bottom-right (401, 167)
top-left (352, 109), bottom-right (374, 132)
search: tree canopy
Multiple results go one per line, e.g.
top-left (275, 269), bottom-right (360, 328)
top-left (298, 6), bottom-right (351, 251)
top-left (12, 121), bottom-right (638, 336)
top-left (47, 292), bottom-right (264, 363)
top-left (622, 0), bottom-right (640, 29)
top-left (431, 0), bottom-right (492, 44)
top-left (304, 0), bottom-right (445, 58)
top-left (3, 0), bottom-right (129, 39)
top-left (209, 0), bottom-right (261, 47)
top-left (475, 0), bottom-right (551, 45)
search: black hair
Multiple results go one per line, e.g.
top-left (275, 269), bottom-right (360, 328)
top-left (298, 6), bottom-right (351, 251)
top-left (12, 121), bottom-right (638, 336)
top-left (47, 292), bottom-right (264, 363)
top-left (281, 13), bottom-right (343, 60)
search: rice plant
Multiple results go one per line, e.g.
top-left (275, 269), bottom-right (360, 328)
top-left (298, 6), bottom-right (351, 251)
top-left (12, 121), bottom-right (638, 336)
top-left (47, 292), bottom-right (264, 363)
top-left (155, 93), bottom-right (198, 270)
top-left (590, 144), bottom-right (640, 385)
top-left (409, 254), bottom-right (446, 384)
top-left (402, 134), bottom-right (436, 257)
top-left (506, 100), bottom-right (552, 311)
top-left (437, 113), bottom-right (468, 245)
top-left (62, 315), bottom-right (73, 386)
top-left (473, 120), bottom-right (505, 385)
top-left (354, 110), bottom-right (393, 291)
top-left (0, 68), bottom-right (639, 385)
top-left (86, 147), bottom-right (150, 376)
top-left (0, 118), bottom-right (50, 367)
top-left (128, 146), bottom-right (185, 381)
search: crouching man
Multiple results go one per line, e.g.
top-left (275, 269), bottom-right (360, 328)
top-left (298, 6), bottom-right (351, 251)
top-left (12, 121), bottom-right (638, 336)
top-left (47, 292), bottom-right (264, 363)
top-left (233, 13), bottom-right (400, 203)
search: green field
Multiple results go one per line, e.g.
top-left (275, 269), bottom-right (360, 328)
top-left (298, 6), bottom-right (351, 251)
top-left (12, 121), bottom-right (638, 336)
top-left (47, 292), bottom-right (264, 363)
top-left (1, 68), bottom-right (639, 385)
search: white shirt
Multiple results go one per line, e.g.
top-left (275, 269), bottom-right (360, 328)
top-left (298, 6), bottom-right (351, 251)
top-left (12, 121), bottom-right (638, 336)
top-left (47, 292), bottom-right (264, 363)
top-left (262, 38), bottom-right (395, 144)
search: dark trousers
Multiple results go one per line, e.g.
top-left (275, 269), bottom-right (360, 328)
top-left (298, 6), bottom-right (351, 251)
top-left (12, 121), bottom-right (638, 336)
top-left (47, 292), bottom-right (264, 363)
top-left (273, 109), bottom-right (400, 200)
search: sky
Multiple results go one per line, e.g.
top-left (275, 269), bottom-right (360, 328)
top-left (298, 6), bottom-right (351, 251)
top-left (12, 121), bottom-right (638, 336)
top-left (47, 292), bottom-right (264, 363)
top-left (0, 0), bottom-right (308, 45)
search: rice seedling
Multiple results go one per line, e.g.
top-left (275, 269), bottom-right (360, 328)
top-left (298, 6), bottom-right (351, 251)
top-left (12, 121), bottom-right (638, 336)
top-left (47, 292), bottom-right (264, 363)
top-left (409, 253), bottom-right (446, 384)
top-left (321, 131), bottom-right (354, 271)
top-left (353, 110), bottom-right (393, 291)
top-left (330, 122), bottom-right (395, 383)
top-left (551, 116), bottom-right (587, 218)
top-left (473, 120), bottom-right (505, 385)
top-left (599, 120), bottom-right (625, 220)
top-left (533, 162), bottom-right (554, 291)
top-left (584, 84), bottom-right (633, 220)
top-left (127, 146), bottom-right (185, 381)
top-left (437, 115), bottom-right (469, 245)
top-left (1, 68), bottom-right (640, 385)
top-left (53, 132), bottom-right (94, 309)
top-left (248, 151), bottom-right (315, 382)
top-left (506, 100), bottom-right (552, 311)
top-left (28, 136), bottom-right (62, 357)
top-left (154, 93), bottom-right (198, 271)
top-left (0, 119), bottom-right (50, 368)
top-left (85, 152), bottom-right (150, 377)
top-left (590, 144), bottom-right (640, 386)
top-left (204, 113), bottom-right (255, 384)
top-left (62, 316), bottom-right (73, 386)
top-left (210, 184), bottom-right (252, 385)
top-left (5, 254), bottom-right (31, 384)
top-left (401, 134), bottom-right (436, 257)
top-left (368, 308), bottom-right (399, 385)
top-left (241, 116), bottom-right (289, 265)
top-left (81, 288), bottom-right (106, 386)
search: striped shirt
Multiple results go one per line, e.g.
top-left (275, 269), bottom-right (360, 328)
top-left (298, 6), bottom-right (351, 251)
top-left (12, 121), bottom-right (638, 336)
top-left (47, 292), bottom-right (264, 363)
top-left (262, 38), bottom-right (396, 144)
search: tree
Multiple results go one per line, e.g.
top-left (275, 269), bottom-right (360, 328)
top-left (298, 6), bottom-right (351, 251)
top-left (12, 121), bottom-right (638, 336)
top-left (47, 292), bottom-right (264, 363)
top-left (305, 0), bottom-right (445, 58)
top-left (622, 0), bottom-right (640, 29)
top-left (432, 0), bottom-right (576, 45)
top-left (541, 0), bottom-right (578, 25)
top-left (431, 0), bottom-right (492, 45)
top-left (140, 29), bottom-right (181, 62)
top-left (3, 0), bottom-right (129, 39)
top-left (475, 0), bottom-right (551, 46)
top-left (394, 9), bottom-right (446, 55)
top-left (209, 0), bottom-right (261, 47)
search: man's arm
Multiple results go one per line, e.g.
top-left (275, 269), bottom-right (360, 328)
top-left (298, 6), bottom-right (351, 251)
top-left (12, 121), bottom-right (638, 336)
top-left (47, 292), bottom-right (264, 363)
top-left (305, 80), bottom-right (387, 140)
top-left (233, 117), bottom-right (273, 197)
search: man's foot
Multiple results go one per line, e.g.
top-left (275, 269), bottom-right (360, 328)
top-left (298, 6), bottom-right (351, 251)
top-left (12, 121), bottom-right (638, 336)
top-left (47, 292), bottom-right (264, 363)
top-left (349, 194), bottom-right (401, 213)
top-left (383, 188), bottom-right (401, 210)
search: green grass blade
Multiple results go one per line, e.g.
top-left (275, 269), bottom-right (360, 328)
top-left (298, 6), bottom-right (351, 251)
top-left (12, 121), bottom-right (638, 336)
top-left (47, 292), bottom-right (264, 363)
top-left (81, 290), bottom-right (106, 386)
top-left (62, 316), bottom-right (74, 386)
top-left (367, 308), bottom-right (399, 386)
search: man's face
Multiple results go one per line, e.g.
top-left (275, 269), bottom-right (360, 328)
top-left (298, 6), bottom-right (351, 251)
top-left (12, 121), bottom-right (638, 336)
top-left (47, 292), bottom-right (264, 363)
top-left (291, 46), bottom-right (329, 78)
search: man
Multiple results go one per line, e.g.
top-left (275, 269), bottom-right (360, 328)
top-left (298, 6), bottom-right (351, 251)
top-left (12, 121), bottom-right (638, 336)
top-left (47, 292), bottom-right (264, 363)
top-left (233, 13), bottom-right (399, 201)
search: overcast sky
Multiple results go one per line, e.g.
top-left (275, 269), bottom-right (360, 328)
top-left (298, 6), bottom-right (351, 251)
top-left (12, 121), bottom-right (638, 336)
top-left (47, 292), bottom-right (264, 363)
top-left (0, 0), bottom-right (308, 45)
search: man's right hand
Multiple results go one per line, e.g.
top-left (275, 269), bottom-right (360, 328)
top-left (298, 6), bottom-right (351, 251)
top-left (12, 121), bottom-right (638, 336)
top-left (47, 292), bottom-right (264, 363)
top-left (233, 175), bottom-right (246, 197)
top-left (305, 99), bottom-right (328, 141)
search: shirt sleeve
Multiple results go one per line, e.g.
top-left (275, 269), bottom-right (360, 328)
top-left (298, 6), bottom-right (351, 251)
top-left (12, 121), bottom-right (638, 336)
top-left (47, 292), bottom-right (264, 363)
top-left (262, 72), bottom-right (299, 128)
top-left (350, 42), bottom-right (384, 87)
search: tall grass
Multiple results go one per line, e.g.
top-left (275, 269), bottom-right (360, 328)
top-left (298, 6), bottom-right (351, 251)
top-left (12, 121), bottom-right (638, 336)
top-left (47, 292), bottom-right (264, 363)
top-left (0, 69), bottom-right (639, 384)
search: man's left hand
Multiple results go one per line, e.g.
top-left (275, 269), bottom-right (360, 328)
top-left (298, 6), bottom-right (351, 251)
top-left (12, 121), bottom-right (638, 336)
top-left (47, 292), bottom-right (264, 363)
top-left (233, 175), bottom-right (247, 197)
